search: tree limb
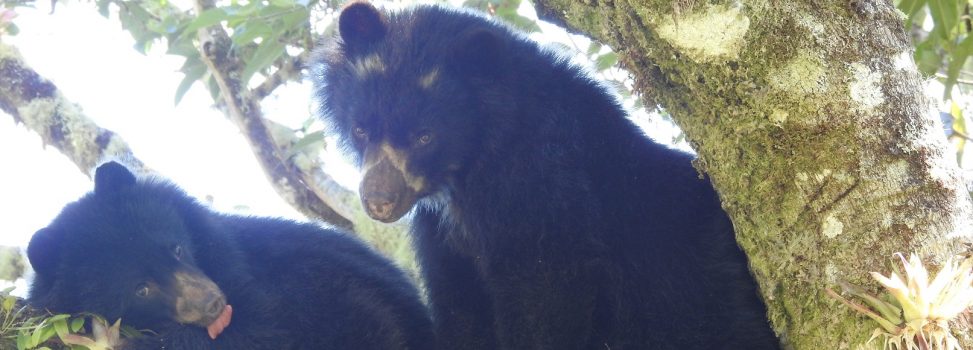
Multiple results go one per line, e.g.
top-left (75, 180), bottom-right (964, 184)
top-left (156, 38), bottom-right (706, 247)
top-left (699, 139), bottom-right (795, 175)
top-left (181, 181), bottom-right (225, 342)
top-left (0, 42), bottom-right (145, 175)
top-left (534, 0), bottom-right (973, 348)
top-left (253, 54), bottom-right (305, 100)
top-left (190, 0), bottom-right (353, 230)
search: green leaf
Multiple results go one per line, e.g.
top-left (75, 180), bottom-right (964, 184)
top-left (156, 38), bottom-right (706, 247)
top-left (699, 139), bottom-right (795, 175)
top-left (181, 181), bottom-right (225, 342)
top-left (160, 14), bottom-right (181, 34)
top-left (52, 319), bottom-right (69, 339)
top-left (174, 73), bottom-right (199, 106)
top-left (255, 5), bottom-right (298, 20)
top-left (914, 39), bottom-right (942, 76)
top-left (608, 80), bottom-right (630, 98)
top-left (495, 7), bottom-right (540, 33)
top-left (547, 42), bottom-right (572, 54)
top-left (896, 0), bottom-right (927, 22)
top-left (280, 7), bottom-right (309, 32)
top-left (175, 57), bottom-right (208, 105)
top-left (16, 331), bottom-right (27, 350)
top-left (287, 131), bottom-right (326, 157)
top-left (231, 21), bottom-right (273, 45)
top-left (928, 0), bottom-right (960, 40)
top-left (595, 52), bottom-right (618, 71)
top-left (5, 22), bottom-right (18, 36)
top-left (462, 0), bottom-right (492, 10)
top-left (184, 8), bottom-right (228, 34)
top-left (269, 0), bottom-right (296, 7)
top-left (2, 296), bottom-right (14, 312)
top-left (166, 37), bottom-right (198, 58)
top-left (224, 0), bottom-right (262, 19)
top-left (29, 323), bottom-right (44, 347)
top-left (586, 41), bottom-right (602, 56)
top-left (69, 318), bottom-right (84, 333)
top-left (206, 75), bottom-right (222, 102)
top-left (952, 101), bottom-right (965, 166)
top-left (45, 314), bottom-right (70, 322)
top-left (241, 38), bottom-right (286, 83)
top-left (944, 35), bottom-right (973, 99)
top-left (944, 35), bottom-right (973, 94)
top-left (96, 0), bottom-right (111, 17)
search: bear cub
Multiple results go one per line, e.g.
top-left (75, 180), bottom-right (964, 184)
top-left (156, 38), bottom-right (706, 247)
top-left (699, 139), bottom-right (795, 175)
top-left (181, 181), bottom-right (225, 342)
top-left (27, 162), bottom-right (434, 350)
top-left (313, 2), bottom-right (780, 349)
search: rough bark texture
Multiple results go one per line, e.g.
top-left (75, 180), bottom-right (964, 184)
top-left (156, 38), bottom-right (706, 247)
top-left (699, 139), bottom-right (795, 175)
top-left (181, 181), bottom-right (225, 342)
top-left (533, 0), bottom-right (973, 349)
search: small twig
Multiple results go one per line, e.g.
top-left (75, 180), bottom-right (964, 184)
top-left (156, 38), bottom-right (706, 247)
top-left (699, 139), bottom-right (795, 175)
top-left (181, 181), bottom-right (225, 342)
top-left (191, 0), bottom-right (353, 229)
top-left (253, 54), bottom-right (306, 100)
top-left (936, 72), bottom-right (973, 85)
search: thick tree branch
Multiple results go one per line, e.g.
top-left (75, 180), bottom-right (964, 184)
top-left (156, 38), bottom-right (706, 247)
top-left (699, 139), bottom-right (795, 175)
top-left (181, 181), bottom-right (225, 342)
top-left (191, 0), bottom-right (352, 230)
top-left (0, 43), bottom-right (145, 175)
top-left (534, 0), bottom-right (973, 348)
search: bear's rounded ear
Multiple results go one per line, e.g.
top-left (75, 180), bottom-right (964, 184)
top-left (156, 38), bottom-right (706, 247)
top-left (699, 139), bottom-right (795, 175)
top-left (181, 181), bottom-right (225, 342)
top-left (338, 2), bottom-right (387, 51)
top-left (450, 29), bottom-right (507, 78)
top-left (27, 227), bottom-right (61, 276)
top-left (94, 161), bottom-right (136, 195)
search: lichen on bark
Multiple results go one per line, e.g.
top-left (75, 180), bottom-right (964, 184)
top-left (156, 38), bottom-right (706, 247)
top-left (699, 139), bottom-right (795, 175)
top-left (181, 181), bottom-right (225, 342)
top-left (533, 0), bottom-right (973, 348)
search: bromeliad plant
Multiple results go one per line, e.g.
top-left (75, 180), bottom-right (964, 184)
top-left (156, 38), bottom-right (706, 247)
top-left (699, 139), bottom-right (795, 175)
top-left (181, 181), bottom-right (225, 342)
top-left (828, 253), bottom-right (973, 350)
top-left (1, 286), bottom-right (140, 350)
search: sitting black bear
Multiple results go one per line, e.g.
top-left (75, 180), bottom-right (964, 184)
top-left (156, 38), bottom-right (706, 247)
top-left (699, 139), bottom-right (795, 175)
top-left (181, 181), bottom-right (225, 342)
top-left (313, 2), bottom-right (779, 349)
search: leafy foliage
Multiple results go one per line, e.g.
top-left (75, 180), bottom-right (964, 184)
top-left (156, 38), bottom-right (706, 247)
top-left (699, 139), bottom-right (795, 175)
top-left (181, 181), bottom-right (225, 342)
top-left (899, 0), bottom-right (973, 99)
top-left (0, 0), bottom-right (31, 36)
top-left (0, 287), bottom-right (143, 350)
top-left (464, 0), bottom-right (539, 32)
top-left (91, 0), bottom-right (324, 105)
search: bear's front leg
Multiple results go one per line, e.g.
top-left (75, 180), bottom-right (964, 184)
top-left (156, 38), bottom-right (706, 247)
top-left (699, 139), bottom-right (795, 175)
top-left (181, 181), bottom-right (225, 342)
top-left (484, 252), bottom-right (606, 350)
top-left (412, 208), bottom-right (497, 350)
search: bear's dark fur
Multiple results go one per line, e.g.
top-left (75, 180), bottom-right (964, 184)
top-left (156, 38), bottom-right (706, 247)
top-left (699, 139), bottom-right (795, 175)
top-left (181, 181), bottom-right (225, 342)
top-left (313, 2), bottom-right (779, 349)
top-left (27, 162), bottom-right (434, 350)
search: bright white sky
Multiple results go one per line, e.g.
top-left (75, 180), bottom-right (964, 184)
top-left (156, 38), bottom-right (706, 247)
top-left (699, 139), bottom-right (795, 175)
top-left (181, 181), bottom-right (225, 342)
top-left (0, 1), bottom-right (316, 249)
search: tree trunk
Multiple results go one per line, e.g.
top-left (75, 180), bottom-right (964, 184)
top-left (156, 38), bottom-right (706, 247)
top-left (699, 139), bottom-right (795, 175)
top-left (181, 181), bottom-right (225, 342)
top-left (532, 0), bottom-right (973, 348)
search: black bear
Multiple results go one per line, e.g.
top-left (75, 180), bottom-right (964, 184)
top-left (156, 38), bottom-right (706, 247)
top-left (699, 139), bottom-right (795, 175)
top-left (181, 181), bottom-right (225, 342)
top-left (312, 2), bottom-right (780, 349)
top-left (26, 161), bottom-right (434, 350)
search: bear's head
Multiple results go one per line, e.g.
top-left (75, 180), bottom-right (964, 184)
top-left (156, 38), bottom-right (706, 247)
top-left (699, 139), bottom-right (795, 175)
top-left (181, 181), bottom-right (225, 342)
top-left (27, 162), bottom-right (228, 333)
top-left (314, 1), bottom-right (516, 222)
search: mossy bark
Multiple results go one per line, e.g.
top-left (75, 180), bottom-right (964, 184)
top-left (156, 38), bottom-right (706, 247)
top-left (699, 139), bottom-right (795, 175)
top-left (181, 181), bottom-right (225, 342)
top-left (533, 0), bottom-right (973, 348)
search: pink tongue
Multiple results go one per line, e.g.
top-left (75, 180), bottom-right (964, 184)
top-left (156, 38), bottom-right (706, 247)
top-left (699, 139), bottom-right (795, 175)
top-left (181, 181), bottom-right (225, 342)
top-left (206, 305), bottom-right (233, 340)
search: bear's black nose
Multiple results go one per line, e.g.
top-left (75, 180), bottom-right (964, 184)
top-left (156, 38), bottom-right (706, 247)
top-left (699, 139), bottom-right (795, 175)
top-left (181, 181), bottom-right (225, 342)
top-left (365, 192), bottom-right (397, 219)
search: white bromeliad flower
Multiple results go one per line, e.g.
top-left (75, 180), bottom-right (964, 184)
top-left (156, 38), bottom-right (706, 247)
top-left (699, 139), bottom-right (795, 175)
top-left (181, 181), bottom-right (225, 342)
top-left (829, 253), bottom-right (973, 350)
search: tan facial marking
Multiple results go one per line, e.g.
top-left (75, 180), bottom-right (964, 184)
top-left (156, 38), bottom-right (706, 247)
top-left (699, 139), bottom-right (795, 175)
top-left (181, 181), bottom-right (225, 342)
top-left (353, 53), bottom-right (386, 78)
top-left (363, 142), bottom-right (426, 193)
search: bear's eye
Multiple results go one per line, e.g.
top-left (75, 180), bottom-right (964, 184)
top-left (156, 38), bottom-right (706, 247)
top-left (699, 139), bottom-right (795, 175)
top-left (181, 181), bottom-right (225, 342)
top-left (416, 132), bottom-right (433, 146)
top-left (135, 283), bottom-right (151, 298)
top-left (172, 245), bottom-right (183, 260)
top-left (353, 127), bottom-right (368, 139)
